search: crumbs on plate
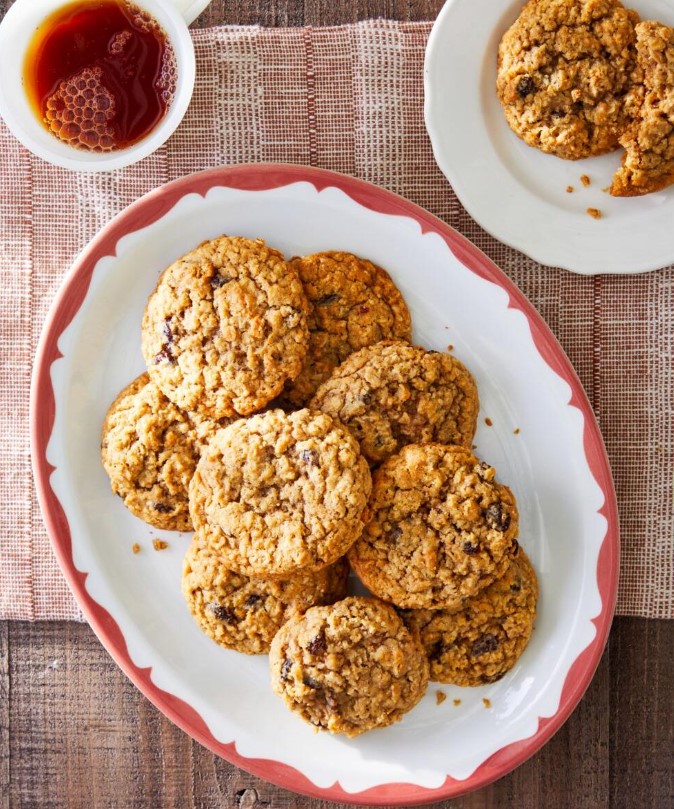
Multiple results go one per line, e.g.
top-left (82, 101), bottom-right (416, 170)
top-left (497, 2), bottom-right (674, 197)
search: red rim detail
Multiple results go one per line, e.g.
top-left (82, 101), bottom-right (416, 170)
top-left (30, 164), bottom-right (619, 805)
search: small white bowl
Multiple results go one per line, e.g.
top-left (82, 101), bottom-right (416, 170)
top-left (0, 0), bottom-right (202, 171)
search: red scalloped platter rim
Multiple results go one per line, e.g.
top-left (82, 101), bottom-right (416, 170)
top-left (30, 163), bottom-right (619, 806)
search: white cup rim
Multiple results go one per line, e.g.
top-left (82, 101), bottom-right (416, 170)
top-left (0, 0), bottom-right (196, 171)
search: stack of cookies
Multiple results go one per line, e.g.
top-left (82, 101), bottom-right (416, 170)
top-left (101, 234), bottom-right (538, 737)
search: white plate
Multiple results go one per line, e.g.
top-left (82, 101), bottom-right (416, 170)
top-left (31, 165), bottom-right (618, 804)
top-left (424, 0), bottom-right (674, 275)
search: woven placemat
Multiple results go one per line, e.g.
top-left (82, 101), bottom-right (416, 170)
top-left (1, 20), bottom-right (671, 621)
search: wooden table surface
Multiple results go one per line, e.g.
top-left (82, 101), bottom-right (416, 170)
top-left (1, 1), bottom-right (673, 807)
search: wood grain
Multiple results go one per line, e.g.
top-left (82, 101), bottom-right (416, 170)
top-left (0, 622), bottom-right (9, 809)
top-left (609, 619), bottom-right (674, 809)
top-left (1, 1), bottom-right (672, 807)
top-left (192, 0), bottom-right (445, 27)
top-left (3, 619), bottom-right (673, 808)
top-left (0, 0), bottom-right (446, 25)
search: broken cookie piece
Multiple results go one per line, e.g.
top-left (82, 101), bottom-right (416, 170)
top-left (611, 20), bottom-right (674, 196)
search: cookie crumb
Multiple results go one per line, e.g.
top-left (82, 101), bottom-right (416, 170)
top-left (152, 539), bottom-right (169, 551)
top-left (566, 185), bottom-right (574, 193)
top-left (482, 697), bottom-right (492, 709)
top-left (513, 427), bottom-right (520, 435)
top-left (587, 208), bottom-right (602, 219)
top-left (580, 174), bottom-right (591, 187)
top-left (453, 698), bottom-right (462, 707)
top-left (447, 344), bottom-right (454, 351)
top-left (132, 543), bottom-right (141, 554)
top-left (484, 417), bottom-right (493, 427)
top-left (436, 690), bottom-right (447, 705)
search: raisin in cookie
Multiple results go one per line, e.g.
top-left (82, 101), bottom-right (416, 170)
top-left (141, 236), bottom-right (309, 419)
top-left (189, 409), bottom-right (372, 578)
top-left (611, 21), bottom-right (674, 196)
top-left (269, 597), bottom-right (429, 736)
top-left (401, 549), bottom-right (538, 686)
top-left (310, 341), bottom-right (479, 466)
top-left (101, 373), bottom-right (199, 530)
top-left (497, 0), bottom-right (640, 160)
top-left (348, 444), bottom-right (519, 610)
top-left (182, 536), bottom-right (349, 654)
top-left (280, 252), bottom-right (411, 407)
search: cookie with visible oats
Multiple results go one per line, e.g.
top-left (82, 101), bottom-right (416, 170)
top-left (611, 21), bottom-right (674, 196)
top-left (401, 550), bottom-right (538, 686)
top-left (188, 408), bottom-right (372, 579)
top-left (141, 236), bottom-right (309, 419)
top-left (310, 341), bottom-right (479, 466)
top-left (186, 410), bottom-right (239, 449)
top-left (497, 0), bottom-right (640, 160)
top-left (101, 373), bottom-right (199, 530)
top-left (269, 596), bottom-right (429, 737)
top-left (182, 537), bottom-right (349, 654)
top-left (348, 444), bottom-right (520, 611)
top-left (280, 252), bottom-right (412, 407)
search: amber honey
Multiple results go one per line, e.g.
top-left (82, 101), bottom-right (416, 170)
top-left (24, 0), bottom-right (176, 152)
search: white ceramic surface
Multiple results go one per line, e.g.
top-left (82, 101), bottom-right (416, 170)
top-left (169, 0), bottom-right (212, 25)
top-left (424, 0), bottom-right (674, 274)
top-left (33, 168), bottom-right (616, 801)
top-left (0, 0), bottom-right (197, 171)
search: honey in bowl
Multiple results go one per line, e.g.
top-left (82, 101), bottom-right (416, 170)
top-left (23, 0), bottom-right (177, 152)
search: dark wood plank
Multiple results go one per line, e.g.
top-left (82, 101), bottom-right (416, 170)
top-left (0, 599), bottom-right (667, 800)
top-left (486, 638), bottom-right (610, 809)
top-left (12, 619), bottom-right (666, 809)
top-left (0, 0), bottom-right (448, 27)
top-left (0, 621), bottom-right (9, 809)
top-left (194, 0), bottom-right (305, 28)
top-left (609, 619), bottom-right (674, 809)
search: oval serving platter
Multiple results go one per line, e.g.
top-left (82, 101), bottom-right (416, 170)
top-left (31, 164), bottom-right (618, 804)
